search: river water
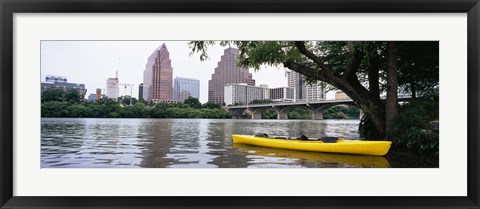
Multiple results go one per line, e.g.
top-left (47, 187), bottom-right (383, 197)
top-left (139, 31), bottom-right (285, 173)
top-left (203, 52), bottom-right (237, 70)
top-left (41, 118), bottom-right (432, 168)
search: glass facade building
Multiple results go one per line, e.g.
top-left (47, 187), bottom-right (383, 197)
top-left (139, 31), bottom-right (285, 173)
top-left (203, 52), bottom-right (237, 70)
top-left (174, 77), bottom-right (200, 102)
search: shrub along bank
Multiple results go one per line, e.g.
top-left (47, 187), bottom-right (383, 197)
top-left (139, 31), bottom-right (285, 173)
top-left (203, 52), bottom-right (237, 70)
top-left (360, 96), bottom-right (439, 157)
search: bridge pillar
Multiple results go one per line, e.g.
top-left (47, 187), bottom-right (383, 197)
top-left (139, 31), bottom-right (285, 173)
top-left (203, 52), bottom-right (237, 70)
top-left (276, 107), bottom-right (289, 119)
top-left (253, 110), bottom-right (262, 119)
top-left (278, 111), bottom-right (288, 119)
top-left (314, 109), bottom-right (323, 120)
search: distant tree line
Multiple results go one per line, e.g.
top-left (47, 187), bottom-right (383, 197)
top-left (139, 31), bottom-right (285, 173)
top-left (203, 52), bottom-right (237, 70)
top-left (259, 106), bottom-right (359, 120)
top-left (323, 105), bottom-right (360, 119)
top-left (41, 89), bottom-right (230, 119)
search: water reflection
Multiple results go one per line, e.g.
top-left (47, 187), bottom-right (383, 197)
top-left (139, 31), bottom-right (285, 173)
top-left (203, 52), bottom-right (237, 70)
top-left (42, 118), bottom-right (369, 168)
top-left (166, 119), bottom-right (218, 168)
top-left (232, 143), bottom-right (390, 168)
top-left (138, 120), bottom-right (174, 168)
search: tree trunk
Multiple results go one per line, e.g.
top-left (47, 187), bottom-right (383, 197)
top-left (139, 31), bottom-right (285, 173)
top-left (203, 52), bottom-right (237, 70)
top-left (367, 53), bottom-right (380, 100)
top-left (410, 81), bottom-right (417, 99)
top-left (386, 41), bottom-right (399, 139)
top-left (286, 41), bottom-right (387, 139)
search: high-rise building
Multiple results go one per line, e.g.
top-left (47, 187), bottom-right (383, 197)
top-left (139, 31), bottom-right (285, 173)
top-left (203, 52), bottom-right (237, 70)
top-left (174, 77), bottom-right (200, 102)
top-left (138, 83), bottom-right (143, 100)
top-left (224, 83), bottom-right (268, 106)
top-left (143, 43), bottom-right (173, 103)
top-left (208, 48), bottom-right (255, 104)
top-left (96, 88), bottom-right (102, 100)
top-left (287, 70), bottom-right (305, 100)
top-left (106, 78), bottom-right (119, 99)
top-left (287, 70), bottom-right (325, 101)
top-left (270, 87), bottom-right (296, 102)
top-left (41, 75), bottom-right (87, 97)
top-left (305, 82), bottom-right (326, 101)
top-left (259, 84), bottom-right (270, 100)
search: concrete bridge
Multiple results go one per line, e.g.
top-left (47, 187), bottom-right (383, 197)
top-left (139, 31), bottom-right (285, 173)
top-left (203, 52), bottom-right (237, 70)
top-left (225, 95), bottom-right (411, 120)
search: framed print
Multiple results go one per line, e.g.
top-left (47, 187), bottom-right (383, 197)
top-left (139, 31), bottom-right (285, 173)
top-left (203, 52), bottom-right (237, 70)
top-left (1, 0), bottom-right (479, 208)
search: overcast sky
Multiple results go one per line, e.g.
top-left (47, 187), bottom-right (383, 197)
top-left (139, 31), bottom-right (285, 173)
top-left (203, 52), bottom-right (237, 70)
top-left (40, 41), bottom-right (290, 103)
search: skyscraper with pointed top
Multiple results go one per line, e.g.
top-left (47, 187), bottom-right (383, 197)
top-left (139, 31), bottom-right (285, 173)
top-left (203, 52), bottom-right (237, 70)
top-left (143, 43), bottom-right (173, 102)
top-left (208, 47), bottom-right (255, 104)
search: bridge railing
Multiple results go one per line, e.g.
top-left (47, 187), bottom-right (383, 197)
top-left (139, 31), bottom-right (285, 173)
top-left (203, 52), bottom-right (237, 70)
top-left (226, 95), bottom-right (411, 109)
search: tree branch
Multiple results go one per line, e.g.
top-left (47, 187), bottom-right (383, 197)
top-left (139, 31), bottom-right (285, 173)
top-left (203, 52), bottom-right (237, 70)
top-left (284, 60), bottom-right (363, 102)
top-left (344, 41), bottom-right (364, 82)
top-left (294, 41), bottom-right (332, 72)
top-left (283, 60), bottom-right (328, 81)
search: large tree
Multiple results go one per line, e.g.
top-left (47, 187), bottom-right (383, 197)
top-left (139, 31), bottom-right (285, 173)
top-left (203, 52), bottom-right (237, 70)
top-left (190, 41), bottom-right (438, 139)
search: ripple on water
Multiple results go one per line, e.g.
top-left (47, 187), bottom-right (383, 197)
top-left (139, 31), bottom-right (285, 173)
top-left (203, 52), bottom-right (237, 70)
top-left (41, 118), bottom-right (366, 168)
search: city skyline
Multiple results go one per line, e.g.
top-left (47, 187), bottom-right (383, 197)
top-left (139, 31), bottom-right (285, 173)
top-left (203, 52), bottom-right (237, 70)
top-left (41, 41), bottom-right (291, 103)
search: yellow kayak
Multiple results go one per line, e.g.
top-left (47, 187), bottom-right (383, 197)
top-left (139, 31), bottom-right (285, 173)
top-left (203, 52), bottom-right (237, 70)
top-left (232, 134), bottom-right (392, 156)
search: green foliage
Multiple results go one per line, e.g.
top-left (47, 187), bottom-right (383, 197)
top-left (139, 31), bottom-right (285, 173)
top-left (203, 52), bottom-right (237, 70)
top-left (118, 95), bottom-right (138, 106)
top-left (287, 107), bottom-right (311, 119)
top-left (261, 108), bottom-right (277, 119)
top-left (323, 105), bottom-right (360, 119)
top-left (391, 96), bottom-right (439, 155)
top-left (202, 102), bottom-right (221, 109)
top-left (42, 89), bottom-right (66, 102)
top-left (41, 101), bottom-right (69, 117)
top-left (359, 115), bottom-right (386, 140)
top-left (249, 99), bottom-right (273, 105)
top-left (41, 98), bottom-right (231, 119)
top-left (65, 89), bottom-right (82, 103)
top-left (42, 89), bottom-right (83, 103)
top-left (397, 42), bottom-right (439, 97)
top-left (360, 96), bottom-right (439, 154)
top-left (183, 96), bottom-right (202, 109)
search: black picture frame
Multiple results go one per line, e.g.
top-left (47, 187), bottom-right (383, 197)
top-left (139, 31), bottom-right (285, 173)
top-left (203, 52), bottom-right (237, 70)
top-left (1, 0), bottom-right (479, 208)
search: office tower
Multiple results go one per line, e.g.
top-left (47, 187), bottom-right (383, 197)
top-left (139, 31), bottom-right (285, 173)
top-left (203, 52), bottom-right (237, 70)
top-left (305, 82), bottom-right (326, 101)
top-left (143, 43), bottom-right (173, 103)
top-left (41, 75), bottom-right (87, 97)
top-left (286, 70), bottom-right (306, 101)
top-left (208, 47), bottom-right (255, 104)
top-left (174, 77), bottom-right (200, 102)
top-left (106, 78), bottom-right (119, 99)
top-left (96, 88), bottom-right (101, 100)
top-left (287, 70), bottom-right (325, 101)
top-left (138, 83), bottom-right (143, 100)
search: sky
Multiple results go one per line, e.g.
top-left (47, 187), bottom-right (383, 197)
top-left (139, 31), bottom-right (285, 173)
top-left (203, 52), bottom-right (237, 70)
top-left (40, 41), bottom-right (290, 103)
